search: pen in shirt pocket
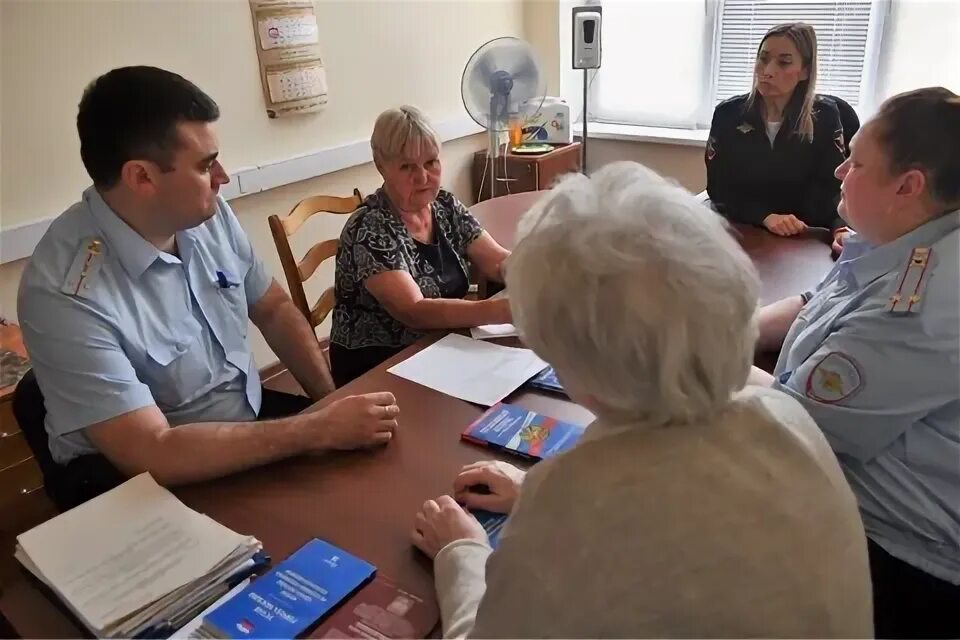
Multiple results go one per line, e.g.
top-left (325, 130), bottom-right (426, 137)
top-left (215, 270), bottom-right (240, 289)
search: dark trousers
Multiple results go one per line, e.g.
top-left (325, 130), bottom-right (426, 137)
top-left (329, 343), bottom-right (404, 388)
top-left (869, 539), bottom-right (960, 639)
top-left (36, 388), bottom-right (312, 512)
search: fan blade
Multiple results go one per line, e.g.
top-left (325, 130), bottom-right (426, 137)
top-left (461, 37), bottom-right (545, 131)
top-left (509, 56), bottom-right (538, 84)
top-left (473, 48), bottom-right (498, 84)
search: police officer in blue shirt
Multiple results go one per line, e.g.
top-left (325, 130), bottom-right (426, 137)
top-left (748, 87), bottom-right (960, 638)
top-left (17, 67), bottom-right (400, 509)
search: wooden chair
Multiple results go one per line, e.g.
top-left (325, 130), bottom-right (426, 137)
top-left (268, 189), bottom-right (364, 331)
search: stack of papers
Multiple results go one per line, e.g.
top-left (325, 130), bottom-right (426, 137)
top-left (15, 474), bottom-right (263, 639)
top-left (469, 323), bottom-right (519, 340)
top-left (388, 333), bottom-right (547, 406)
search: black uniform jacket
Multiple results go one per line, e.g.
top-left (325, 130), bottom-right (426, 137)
top-left (706, 92), bottom-right (847, 230)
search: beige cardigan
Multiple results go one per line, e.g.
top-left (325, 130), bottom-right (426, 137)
top-left (434, 386), bottom-right (873, 638)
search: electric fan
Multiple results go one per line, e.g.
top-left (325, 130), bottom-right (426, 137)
top-left (461, 37), bottom-right (547, 201)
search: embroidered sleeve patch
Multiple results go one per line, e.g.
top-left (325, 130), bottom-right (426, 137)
top-left (833, 127), bottom-right (846, 155)
top-left (805, 352), bottom-right (863, 404)
top-left (706, 136), bottom-right (717, 161)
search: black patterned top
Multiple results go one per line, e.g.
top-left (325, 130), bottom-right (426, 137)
top-left (330, 188), bottom-right (483, 352)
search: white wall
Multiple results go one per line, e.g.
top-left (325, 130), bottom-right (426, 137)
top-left (0, 0), bottom-right (523, 366)
top-left (0, 0), bottom-right (523, 230)
top-left (524, 0), bottom-right (561, 95)
top-left (875, 0), bottom-right (960, 103)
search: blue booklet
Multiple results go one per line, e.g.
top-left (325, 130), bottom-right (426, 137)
top-left (198, 539), bottom-right (375, 639)
top-left (462, 403), bottom-right (584, 461)
top-left (529, 366), bottom-right (565, 394)
top-left (472, 510), bottom-right (508, 547)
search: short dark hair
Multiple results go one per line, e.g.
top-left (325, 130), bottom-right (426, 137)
top-left (77, 66), bottom-right (220, 188)
top-left (872, 87), bottom-right (960, 208)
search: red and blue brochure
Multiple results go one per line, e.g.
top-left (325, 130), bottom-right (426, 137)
top-left (528, 366), bottom-right (565, 395)
top-left (472, 510), bottom-right (508, 548)
top-left (461, 403), bottom-right (584, 461)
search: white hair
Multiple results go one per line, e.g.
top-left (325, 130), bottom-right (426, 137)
top-left (505, 161), bottom-right (760, 426)
top-left (370, 105), bottom-right (441, 166)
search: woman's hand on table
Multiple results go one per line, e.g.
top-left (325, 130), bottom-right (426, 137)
top-left (763, 213), bottom-right (807, 236)
top-left (412, 495), bottom-right (488, 559)
top-left (453, 460), bottom-right (525, 514)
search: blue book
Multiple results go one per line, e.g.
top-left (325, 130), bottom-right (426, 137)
top-left (198, 539), bottom-right (375, 639)
top-left (461, 403), bottom-right (584, 461)
top-left (529, 366), bottom-right (565, 394)
top-left (472, 510), bottom-right (508, 547)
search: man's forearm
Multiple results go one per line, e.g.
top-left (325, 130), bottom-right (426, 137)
top-left (756, 295), bottom-right (805, 352)
top-left (260, 300), bottom-right (335, 399)
top-left (145, 413), bottom-right (313, 485)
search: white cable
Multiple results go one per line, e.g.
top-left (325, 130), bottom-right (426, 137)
top-left (476, 144), bottom-right (490, 203)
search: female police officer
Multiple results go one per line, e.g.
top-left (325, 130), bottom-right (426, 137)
top-left (751, 87), bottom-right (960, 639)
top-left (706, 23), bottom-right (851, 246)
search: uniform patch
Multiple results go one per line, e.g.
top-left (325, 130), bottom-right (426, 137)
top-left (61, 238), bottom-right (105, 298)
top-left (706, 136), bottom-right (717, 161)
top-left (887, 247), bottom-right (932, 314)
top-left (833, 127), bottom-right (846, 155)
top-left (805, 352), bottom-right (863, 404)
top-left (736, 123), bottom-right (754, 134)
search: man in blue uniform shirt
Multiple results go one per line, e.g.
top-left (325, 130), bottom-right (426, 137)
top-left (17, 67), bottom-right (400, 509)
top-left (748, 87), bottom-right (960, 638)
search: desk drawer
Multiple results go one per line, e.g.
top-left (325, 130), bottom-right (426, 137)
top-left (0, 432), bottom-right (32, 471)
top-left (0, 458), bottom-right (43, 507)
top-left (0, 402), bottom-right (20, 438)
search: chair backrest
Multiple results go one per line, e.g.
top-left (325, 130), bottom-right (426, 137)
top-left (12, 369), bottom-right (57, 485)
top-left (823, 94), bottom-right (861, 157)
top-left (268, 189), bottom-right (364, 330)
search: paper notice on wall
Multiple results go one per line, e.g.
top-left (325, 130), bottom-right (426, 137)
top-left (249, 0), bottom-right (328, 118)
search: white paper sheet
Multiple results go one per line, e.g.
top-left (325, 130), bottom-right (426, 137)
top-left (470, 323), bottom-right (519, 340)
top-left (388, 333), bottom-right (546, 406)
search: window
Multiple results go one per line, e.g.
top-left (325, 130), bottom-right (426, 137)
top-left (715, 1), bottom-right (874, 106)
top-left (589, 0), bottom-right (887, 130)
top-left (591, 1), bottom-right (715, 129)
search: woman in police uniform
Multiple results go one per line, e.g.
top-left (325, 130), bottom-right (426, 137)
top-left (706, 23), bottom-right (851, 248)
top-left (752, 87), bottom-right (960, 639)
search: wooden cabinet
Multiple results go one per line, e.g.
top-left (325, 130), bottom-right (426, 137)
top-left (0, 324), bottom-right (49, 531)
top-left (471, 142), bottom-right (581, 202)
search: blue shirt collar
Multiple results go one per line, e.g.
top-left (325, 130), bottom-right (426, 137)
top-left (84, 187), bottom-right (181, 279)
top-left (839, 210), bottom-right (960, 287)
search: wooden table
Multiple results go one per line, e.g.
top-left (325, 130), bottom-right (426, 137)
top-left (470, 190), bottom-right (835, 306)
top-left (0, 192), bottom-right (835, 639)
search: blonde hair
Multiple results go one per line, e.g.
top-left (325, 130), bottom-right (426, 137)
top-left (747, 22), bottom-right (818, 141)
top-left (506, 162), bottom-right (760, 426)
top-left (370, 105), bottom-right (441, 166)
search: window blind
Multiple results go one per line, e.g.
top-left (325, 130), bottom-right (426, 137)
top-left (715, 0), bottom-right (874, 106)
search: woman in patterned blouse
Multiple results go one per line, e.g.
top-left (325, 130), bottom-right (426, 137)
top-left (330, 106), bottom-right (511, 386)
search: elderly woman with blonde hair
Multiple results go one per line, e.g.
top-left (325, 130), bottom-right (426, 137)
top-left (411, 162), bottom-right (873, 638)
top-left (330, 105), bottom-right (511, 386)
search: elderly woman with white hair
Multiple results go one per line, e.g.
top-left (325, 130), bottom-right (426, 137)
top-left (411, 162), bottom-right (873, 638)
top-left (330, 106), bottom-right (511, 386)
